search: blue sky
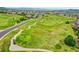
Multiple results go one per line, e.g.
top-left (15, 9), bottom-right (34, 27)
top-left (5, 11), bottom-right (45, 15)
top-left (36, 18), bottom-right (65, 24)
top-left (0, 0), bottom-right (79, 8)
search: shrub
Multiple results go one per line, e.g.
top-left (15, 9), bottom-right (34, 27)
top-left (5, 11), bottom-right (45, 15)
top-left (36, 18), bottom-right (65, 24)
top-left (64, 35), bottom-right (76, 47)
top-left (65, 21), bottom-right (69, 24)
top-left (16, 20), bottom-right (20, 23)
top-left (55, 44), bottom-right (62, 49)
top-left (76, 30), bottom-right (79, 36)
top-left (20, 17), bottom-right (26, 21)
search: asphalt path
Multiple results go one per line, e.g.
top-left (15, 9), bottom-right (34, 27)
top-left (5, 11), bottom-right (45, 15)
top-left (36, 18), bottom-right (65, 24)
top-left (0, 19), bottom-right (32, 39)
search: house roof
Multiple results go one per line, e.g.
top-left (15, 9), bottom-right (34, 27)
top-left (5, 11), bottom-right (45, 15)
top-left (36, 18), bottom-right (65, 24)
top-left (75, 20), bottom-right (79, 25)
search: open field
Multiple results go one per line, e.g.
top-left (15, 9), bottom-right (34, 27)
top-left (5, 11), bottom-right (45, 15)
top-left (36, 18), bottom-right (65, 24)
top-left (0, 13), bottom-right (24, 30)
top-left (0, 19), bottom-right (37, 52)
top-left (0, 12), bottom-right (79, 52)
top-left (15, 14), bottom-right (79, 52)
top-left (0, 29), bottom-right (19, 51)
top-left (1, 7), bottom-right (79, 52)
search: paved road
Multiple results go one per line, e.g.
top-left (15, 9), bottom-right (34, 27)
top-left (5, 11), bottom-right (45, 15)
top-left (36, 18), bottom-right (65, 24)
top-left (0, 19), bottom-right (32, 39)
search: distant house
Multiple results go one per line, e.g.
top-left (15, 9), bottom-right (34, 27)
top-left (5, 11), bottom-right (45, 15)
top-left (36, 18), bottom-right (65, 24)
top-left (75, 20), bottom-right (79, 25)
top-left (76, 15), bottom-right (79, 19)
top-left (11, 12), bottom-right (17, 14)
top-left (73, 20), bottom-right (79, 28)
top-left (7, 11), bottom-right (17, 14)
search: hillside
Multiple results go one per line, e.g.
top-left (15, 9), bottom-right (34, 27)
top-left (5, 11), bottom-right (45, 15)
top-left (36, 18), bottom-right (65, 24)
top-left (15, 14), bottom-right (78, 52)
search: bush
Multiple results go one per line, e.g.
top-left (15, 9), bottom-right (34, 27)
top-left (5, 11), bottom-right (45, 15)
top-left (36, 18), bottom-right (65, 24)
top-left (64, 35), bottom-right (76, 46)
top-left (16, 20), bottom-right (20, 23)
top-left (55, 44), bottom-right (62, 49)
top-left (20, 17), bottom-right (26, 21)
top-left (76, 30), bottom-right (79, 36)
top-left (65, 21), bottom-right (69, 24)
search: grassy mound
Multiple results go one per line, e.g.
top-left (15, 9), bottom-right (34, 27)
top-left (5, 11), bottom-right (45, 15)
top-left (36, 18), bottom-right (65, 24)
top-left (16, 14), bottom-right (78, 52)
top-left (0, 13), bottom-right (24, 29)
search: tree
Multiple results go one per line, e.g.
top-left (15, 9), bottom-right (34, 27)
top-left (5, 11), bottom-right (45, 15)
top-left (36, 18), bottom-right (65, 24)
top-left (16, 20), bottom-right (20, 23)
top-left (76, 30), bottom-right (79, 36)
top-left (21, 12), bottom-right (26, 16)
top-left (55, 44), bottom-right (62, 49)
top-left (64, 35), bottom-right (76, 47)
top-left (65, 21), bottom-right (70, 24)
top-left (20, 17), bottom-right (26, 21)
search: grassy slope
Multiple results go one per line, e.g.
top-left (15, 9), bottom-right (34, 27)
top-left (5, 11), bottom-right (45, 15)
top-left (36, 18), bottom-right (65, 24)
top-left (16, 14), bottom-right (79, 52)
top-left (0, 19), bottom-right (37, 52)
top-left (0, 29), bottom-right (19, 52)
top-left (0, 13), bottom-right (23, 30)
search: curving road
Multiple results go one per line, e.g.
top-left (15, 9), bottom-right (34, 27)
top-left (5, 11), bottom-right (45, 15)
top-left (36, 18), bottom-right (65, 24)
top-left (0, 19), bottom-right (32, 40)
top-left (0, 15), bottom-right (42, 40)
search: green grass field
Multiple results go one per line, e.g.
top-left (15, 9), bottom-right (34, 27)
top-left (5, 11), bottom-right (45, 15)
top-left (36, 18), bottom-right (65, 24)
top-left (0, 13), bottom-right (24, 30)
top-left (0, 19), bottom-right (37, 52)
top-left (0, 13), bottom-right (78, 52)
top-left (15, 14), bottom-right (79, 52)
top-left (0, 29), bottom-right (19, 52)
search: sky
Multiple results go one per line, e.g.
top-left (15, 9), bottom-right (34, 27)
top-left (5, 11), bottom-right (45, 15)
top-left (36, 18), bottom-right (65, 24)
top-left (0, 0), bottom-right (79, 8)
